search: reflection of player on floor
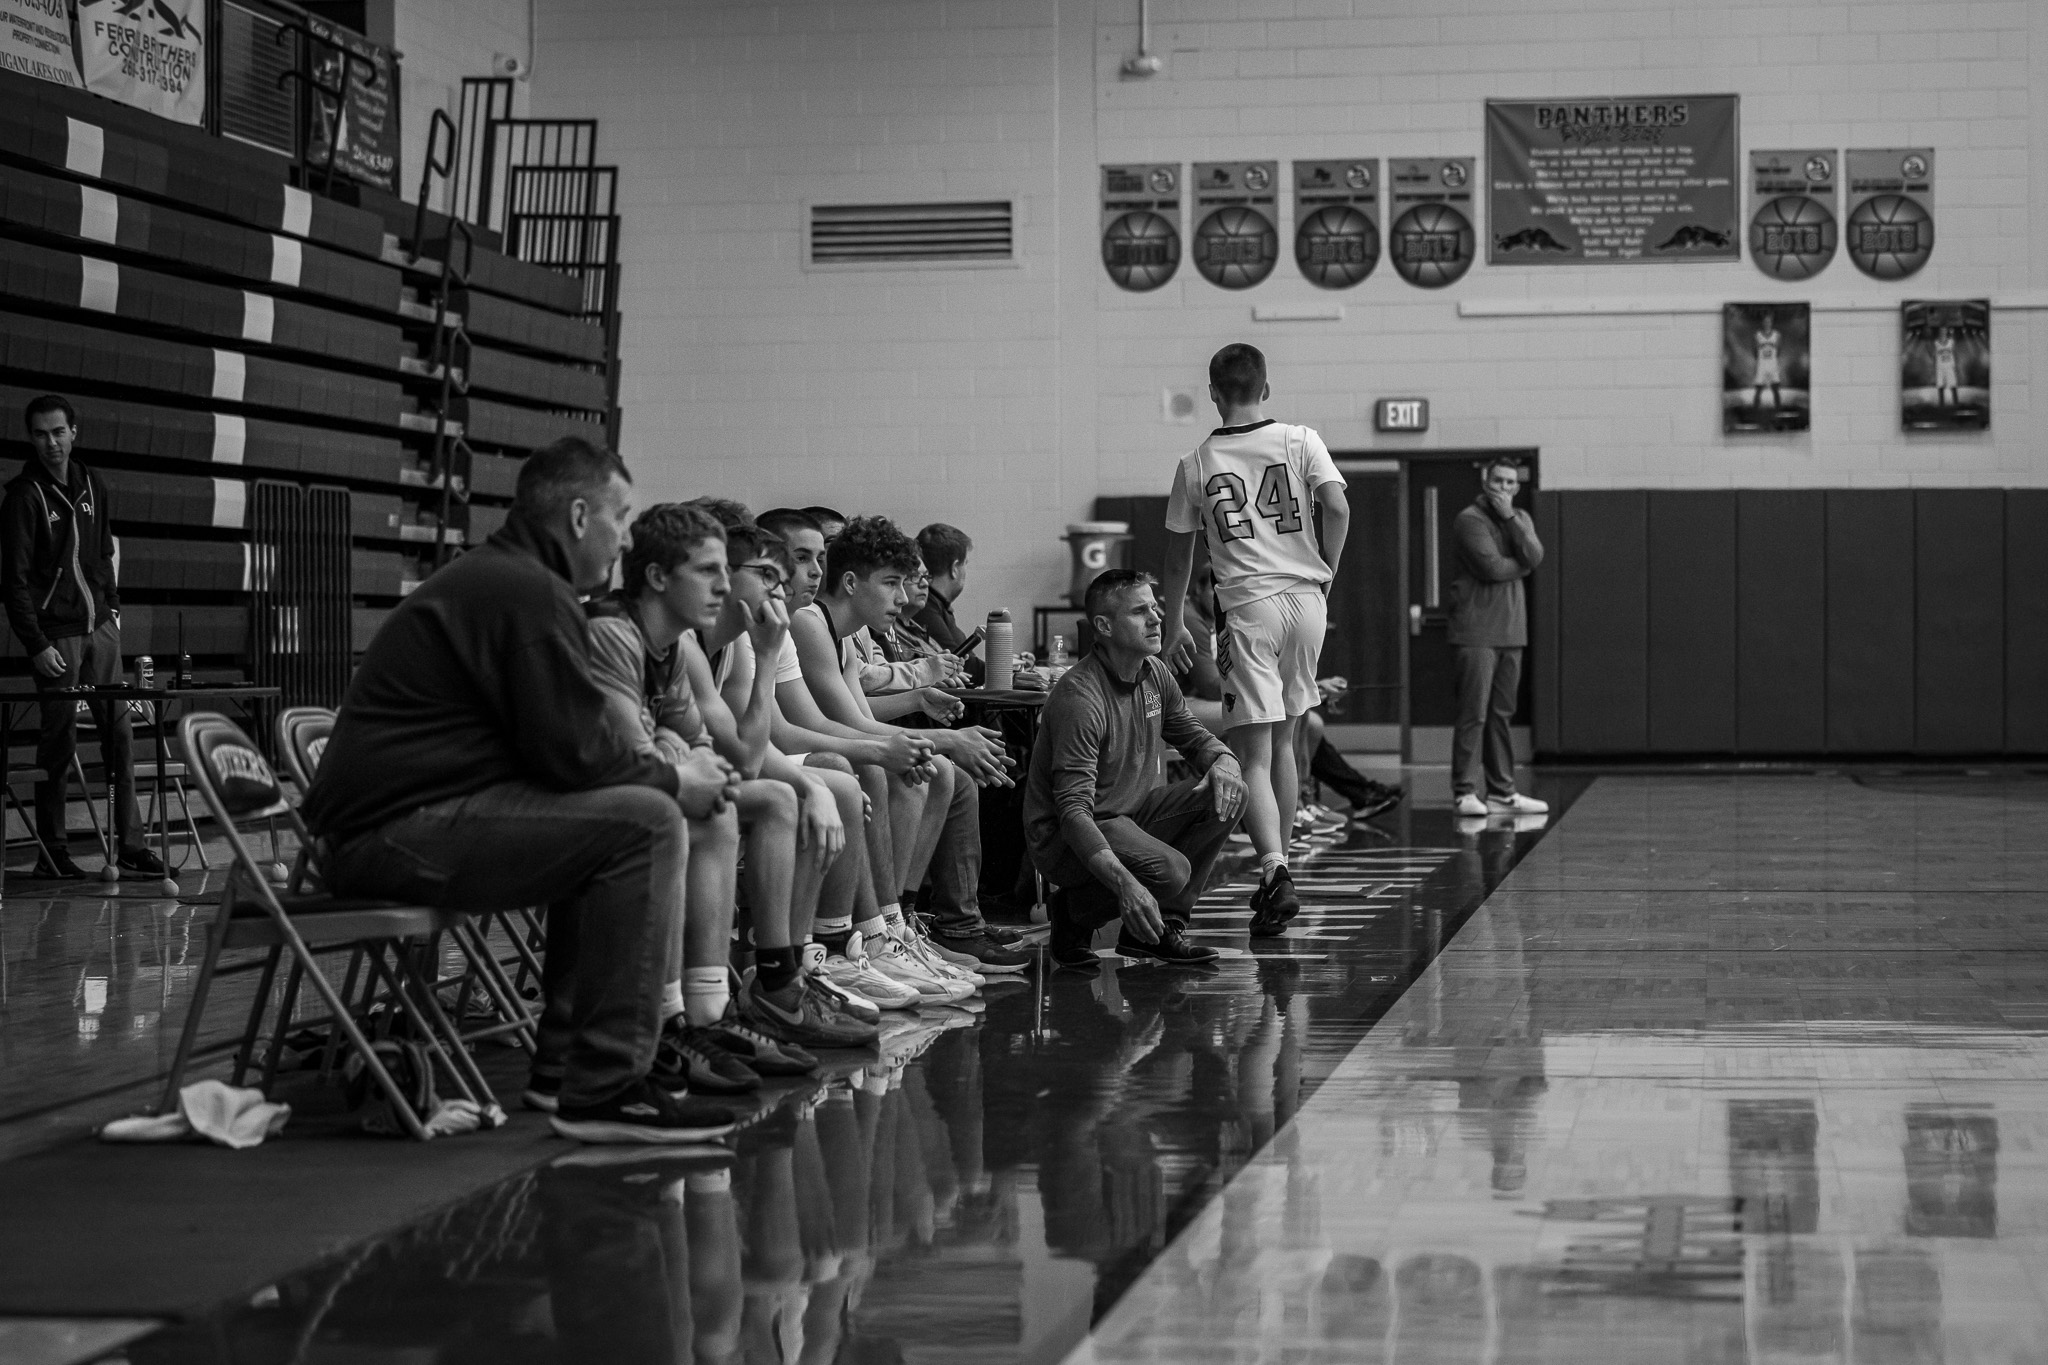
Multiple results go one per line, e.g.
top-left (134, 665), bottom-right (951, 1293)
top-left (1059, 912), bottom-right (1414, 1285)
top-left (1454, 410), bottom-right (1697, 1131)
top-left (1933, 328), bottom-right (1959, 406)
top-left (1751, 314), bottom-right (1783, 408)
top-left (1161, 343), bottom-right (1351, 938)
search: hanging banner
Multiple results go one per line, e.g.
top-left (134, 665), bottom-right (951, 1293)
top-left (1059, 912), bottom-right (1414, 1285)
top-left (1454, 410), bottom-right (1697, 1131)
top-left (1748, 149), bottom-right (1837, 281)
top-left (1388, 157), bottom-right (1476, 288)
top-left (1191, 161), bottom-right (1278, 290)
top-left (1902, 299), bottom-right (1988, 432)
top-left (306, 15), bottom-right (400, 195)
top-left (1846, 148), bottom-right (1934, 280)
top-left (1100, 163), bottom-right (1181, 293)
top-left (1486, 96), bottom-right (1739, 264)
top-left (1293, 159), bottom-right (1378, 289)
top-left (2, 0), bottom-right (81, 87)
top-left (75, 0), bottom-right (205, 126)
top-left (1723, 302), bottom-right (1810, 434)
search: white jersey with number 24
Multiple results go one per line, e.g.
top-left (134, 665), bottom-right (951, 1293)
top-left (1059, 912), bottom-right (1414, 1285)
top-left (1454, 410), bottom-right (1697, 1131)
top-left (1165, 419), bottom-right (1345, 612)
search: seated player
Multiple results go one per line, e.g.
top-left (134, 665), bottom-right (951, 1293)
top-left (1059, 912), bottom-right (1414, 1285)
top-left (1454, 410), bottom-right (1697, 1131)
top-left (912, 522), bottom-right (983, 686)
top-left (588, 503), bottom-right (878, 1078)
top-left (676, 503), bottom-right (899, 1023)
top-left (752, 507), bottom-right (949, 1008)
top-left (789, 516), bottom-right (1029, 981)
top-left (305, 435), bottom-right (733, 1145)
top-left (1027, 570), bottom-right (1247, 970)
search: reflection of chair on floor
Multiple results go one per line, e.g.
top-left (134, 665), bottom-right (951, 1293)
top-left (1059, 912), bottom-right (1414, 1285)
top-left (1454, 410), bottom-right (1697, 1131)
top-left (162, 712), bottom-right (502, 1139)
top-left (278, 707), bottom-right (539, 1056)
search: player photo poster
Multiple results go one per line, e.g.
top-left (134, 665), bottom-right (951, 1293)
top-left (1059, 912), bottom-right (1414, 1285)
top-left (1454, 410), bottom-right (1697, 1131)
top-left (1487, 96), bottom-right (1739, 264)
top-left (1100, 164), bottom-right (1181, 292)
top-left (1749, 150), bottom-right (1837, 281)
top-left (75, 0), bottom-right (206, 126)
top-left (1388, 157), bottom-right (1476, 288)
top-left (1845, 149), bottom-right (1934, 280)
top-left (1723, 302), bottom-right (1810, 434)
top-left (1901, 300), bottom-right (1988, 431)
top-left (1191, 162), bottom-right (1278, 289)
top-left (1293, 160), bottom-right (1379, 289)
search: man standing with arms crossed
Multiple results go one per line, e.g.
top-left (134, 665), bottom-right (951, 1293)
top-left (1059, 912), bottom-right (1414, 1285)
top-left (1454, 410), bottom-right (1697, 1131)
top-left (1449, 458), bottom-right (1546, 818)
top-left (2, 395), bottom-right (165, 879)
top-left (1162, 344), bottom-right (1348, 938)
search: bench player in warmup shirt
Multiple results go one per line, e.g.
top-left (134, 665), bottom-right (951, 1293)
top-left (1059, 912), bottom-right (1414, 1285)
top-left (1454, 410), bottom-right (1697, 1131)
top-left (1161, 343), bottom-right (1350, 937)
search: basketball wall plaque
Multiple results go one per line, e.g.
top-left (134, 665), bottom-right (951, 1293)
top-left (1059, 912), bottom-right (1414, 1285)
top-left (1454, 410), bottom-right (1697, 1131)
top-left (1101, 163), bottom-right (1182, 292)
top-left (1293, 159), bottom-right (1379, 289)
top-left (1389, 157), bottom-right (1476, 288)
top-left (1191, 161), bottom-right (1278, 289)
top-left (1749, 149), bottom-right (1837, 281)
top-left (1845, 148), bottom-right (1934, 280)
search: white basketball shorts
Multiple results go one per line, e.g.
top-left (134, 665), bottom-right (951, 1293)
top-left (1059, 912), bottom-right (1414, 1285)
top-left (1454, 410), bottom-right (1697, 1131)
top-left (1216, 588), bottom-right (1327, 730)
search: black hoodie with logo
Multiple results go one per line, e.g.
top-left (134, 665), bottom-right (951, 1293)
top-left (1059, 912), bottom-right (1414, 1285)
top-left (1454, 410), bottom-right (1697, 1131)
top-left (0, 457), bottom-right (119, 656)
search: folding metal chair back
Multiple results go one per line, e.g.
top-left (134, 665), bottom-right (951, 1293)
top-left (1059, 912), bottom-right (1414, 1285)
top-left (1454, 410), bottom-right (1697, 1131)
top-left (276, 706), bottom-right (334, 793)
top-left (160, 712), bottom-right (499, 1138)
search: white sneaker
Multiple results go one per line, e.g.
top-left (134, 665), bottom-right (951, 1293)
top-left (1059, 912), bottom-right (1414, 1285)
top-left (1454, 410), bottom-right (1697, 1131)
top-left (868, 930), bottom-right (974, 1004)
top-left (1486, 792), bottom-right (1549, 814)
top-left (899, 922), bottom-right (985, 991)
top-left (815, 937), bottom-right (919, 1012)
top-left (1454, 794), bottom-right (1488, 816)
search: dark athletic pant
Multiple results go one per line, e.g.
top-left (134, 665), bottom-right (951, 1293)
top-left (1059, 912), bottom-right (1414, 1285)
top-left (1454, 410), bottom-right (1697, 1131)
top-left (34, 616), bottom-right (142, 851)
top-left (1041, 776), bottom-right (1238, 932)
top-left (1452, 645), bottom-right (1521, 801)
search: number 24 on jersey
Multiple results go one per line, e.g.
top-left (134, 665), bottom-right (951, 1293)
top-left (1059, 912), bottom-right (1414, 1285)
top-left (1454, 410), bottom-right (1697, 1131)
top-left (1206, 463), bottom-right (1303, 542)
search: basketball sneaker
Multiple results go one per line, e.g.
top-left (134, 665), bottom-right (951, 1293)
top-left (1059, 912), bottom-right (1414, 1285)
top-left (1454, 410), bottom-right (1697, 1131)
top-left (868, 927), bottom-right (974, 1004)
top-left (739, 974), bottom-right (879, 1049)
top-left (1487, 792), bottom-right (1549, 814)
top-left (1248, 865), bottom-right (1301, 938)
top-left (703, 1011), bottom-right (818, 1077)
top-left (1453, 794), bottom-right (1488, 817)
top-left (812, 937), bottom-right (918, 1012)
top-left (651, 1014), bottom-right (761, 1096)
top-left (926, 928), bottom-right (1034, 974)
top-left (894, 918), bottom-right (985, 990)
top-left (550, 1077), bottom-right (738, 1145)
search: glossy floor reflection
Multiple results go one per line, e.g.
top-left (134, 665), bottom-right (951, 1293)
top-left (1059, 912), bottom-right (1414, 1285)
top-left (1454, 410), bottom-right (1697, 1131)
top-left (1082, 773), bottom-right (2048, 1365)
top-left (69, 786), bottom-right (1567, 1365)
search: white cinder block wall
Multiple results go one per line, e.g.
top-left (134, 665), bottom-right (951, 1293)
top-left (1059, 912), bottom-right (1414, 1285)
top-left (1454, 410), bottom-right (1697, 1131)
top-left (406, 0), bottom-right (2048, 614)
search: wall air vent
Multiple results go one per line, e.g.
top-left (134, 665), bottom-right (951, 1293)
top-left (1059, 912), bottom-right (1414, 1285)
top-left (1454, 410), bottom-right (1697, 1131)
top-left (806, 201), bottom-right (1015, 269)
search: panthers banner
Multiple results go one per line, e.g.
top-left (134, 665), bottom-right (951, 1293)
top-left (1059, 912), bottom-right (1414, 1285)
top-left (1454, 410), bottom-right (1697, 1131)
top-left (1486, 95), bottom-right (1739, 265)
top-left (76, 0), bottom-right (206, 126)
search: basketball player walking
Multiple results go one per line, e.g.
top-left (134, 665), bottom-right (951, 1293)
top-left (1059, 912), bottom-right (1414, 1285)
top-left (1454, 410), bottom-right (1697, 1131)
top-left (1162, 344), bottom-right (1350, 937)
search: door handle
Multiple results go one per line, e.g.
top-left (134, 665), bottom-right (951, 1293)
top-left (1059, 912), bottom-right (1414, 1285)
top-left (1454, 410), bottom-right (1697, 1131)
top-left (1410, 604), bottom-right (1423, 636)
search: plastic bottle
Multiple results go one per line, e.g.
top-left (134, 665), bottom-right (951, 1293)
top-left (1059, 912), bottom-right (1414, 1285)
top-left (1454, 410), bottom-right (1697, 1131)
top-left (1048, 634), bottom-right (1069, 674)
top-left (985, 609), bottom-right (1014, 691)
top-left (135, 655), bottom-right (154, 690)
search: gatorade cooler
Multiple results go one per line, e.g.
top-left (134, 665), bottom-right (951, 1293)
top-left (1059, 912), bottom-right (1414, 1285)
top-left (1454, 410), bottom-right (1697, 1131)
top-left (1064, 521), bottom-right (1132, 606)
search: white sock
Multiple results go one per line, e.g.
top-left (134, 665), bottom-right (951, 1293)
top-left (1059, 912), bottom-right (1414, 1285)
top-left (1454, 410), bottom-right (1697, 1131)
top-left (1260, 853), bottom-right (1287, 881)
top-left (881, 905), bottom-right (906, 934)
top-left (660, 980), bottom-right (686, 1021)
top-left (815, 913), bottom-right (853, 937)
top-left (685, 1170), bottom-right (731, 1195)
top-left (857, 907), bottom-right (894, 939)
top-left (683, 967), bottom-right (729, 1028)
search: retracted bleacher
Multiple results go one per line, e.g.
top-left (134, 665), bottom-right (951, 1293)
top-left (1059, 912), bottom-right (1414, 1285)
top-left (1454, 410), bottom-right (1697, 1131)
top-left (0, 60), bottom-right (620, 691)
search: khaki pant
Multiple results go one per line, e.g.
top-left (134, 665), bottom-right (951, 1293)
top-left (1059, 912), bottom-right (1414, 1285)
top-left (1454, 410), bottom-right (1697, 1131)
top-left (34, 616), bottom-right (141, 850)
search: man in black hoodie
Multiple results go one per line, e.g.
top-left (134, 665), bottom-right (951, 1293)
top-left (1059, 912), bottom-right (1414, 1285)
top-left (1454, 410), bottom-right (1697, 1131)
top-left (305, 435), bottom-right (734, 1146)
top-left (1, 395), bottom-right (165, 879)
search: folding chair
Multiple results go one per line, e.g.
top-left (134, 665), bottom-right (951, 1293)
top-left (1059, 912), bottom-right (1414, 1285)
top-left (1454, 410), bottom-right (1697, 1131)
top-left (160, 712), bottom-right (500, 1139)
top-left (274, 707), bottom-right (540, 1055)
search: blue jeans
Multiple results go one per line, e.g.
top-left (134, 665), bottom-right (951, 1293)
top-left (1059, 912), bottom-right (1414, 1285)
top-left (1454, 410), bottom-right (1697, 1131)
top-left (323, 780), bottom-right (683, 1109)
top-left (929, 770), bottom-right (985, 938)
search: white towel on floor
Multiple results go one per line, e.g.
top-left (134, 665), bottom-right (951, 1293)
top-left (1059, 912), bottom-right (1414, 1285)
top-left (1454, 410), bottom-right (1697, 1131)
top-left (99, 1081), bottom-right (291, 1149)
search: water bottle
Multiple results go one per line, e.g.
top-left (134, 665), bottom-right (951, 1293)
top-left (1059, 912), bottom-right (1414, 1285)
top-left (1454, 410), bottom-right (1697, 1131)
top-left (1048, 634), bottom-right (1069, 674)
top-left (985, 609), bottom-right (1014, 690)
top-left (135, 655), bottom-right (154, 690)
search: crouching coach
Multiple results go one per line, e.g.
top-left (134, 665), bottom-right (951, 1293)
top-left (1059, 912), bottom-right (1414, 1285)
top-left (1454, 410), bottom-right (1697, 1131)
top-left (1025, 569), bottom-right (1248, 971)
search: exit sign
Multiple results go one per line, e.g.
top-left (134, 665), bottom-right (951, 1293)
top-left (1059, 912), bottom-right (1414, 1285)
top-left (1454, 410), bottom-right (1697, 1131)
top-left (1375, 398), bottom-right (1429, 431)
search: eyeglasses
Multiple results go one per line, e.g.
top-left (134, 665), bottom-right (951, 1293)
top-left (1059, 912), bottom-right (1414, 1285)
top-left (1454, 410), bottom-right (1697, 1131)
top-left (736, 563), bottom-right (786, 591)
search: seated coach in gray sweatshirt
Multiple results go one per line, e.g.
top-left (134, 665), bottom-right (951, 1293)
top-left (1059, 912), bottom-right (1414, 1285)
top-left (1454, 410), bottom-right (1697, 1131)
top-left (1024, 569), bottom-right (1248, 971)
